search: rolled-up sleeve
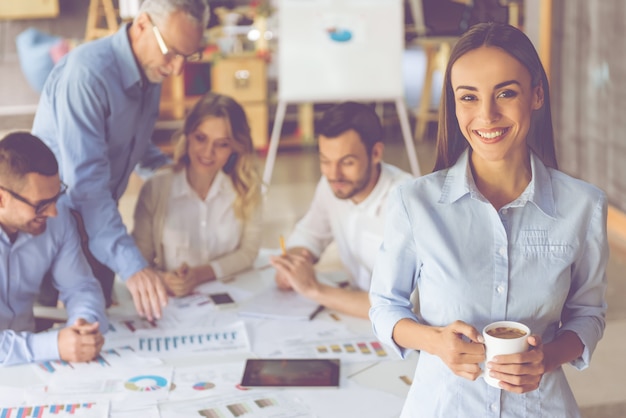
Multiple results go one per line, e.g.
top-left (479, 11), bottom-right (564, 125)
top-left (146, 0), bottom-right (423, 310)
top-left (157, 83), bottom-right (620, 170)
top-left (1, 329), bottom-right (60, 367)
top-left (369, 185), bottom-right (420, 358)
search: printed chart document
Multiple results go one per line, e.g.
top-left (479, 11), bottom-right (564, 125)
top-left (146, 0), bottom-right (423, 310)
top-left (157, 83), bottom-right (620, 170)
top-left (238, 287), bottom-right (323, 321)
top-left (159, 391), bottom-right (312, 418)
top-left (134, 321), bottom-right (250, 356)
top-left (32, 346), bottom-right (162, 380)
top-left (0, 402), bottom-right (109, 418)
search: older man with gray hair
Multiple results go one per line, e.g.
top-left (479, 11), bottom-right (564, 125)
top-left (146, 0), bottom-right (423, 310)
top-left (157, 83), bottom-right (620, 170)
top-left (32, 0), bottom-right (210, 322)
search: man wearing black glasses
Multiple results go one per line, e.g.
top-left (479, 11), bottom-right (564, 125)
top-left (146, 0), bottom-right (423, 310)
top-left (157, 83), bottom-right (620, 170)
top-left (32, 0), bottom-right (210, 321)
top-left (0, 132), bottom-right (107, 367)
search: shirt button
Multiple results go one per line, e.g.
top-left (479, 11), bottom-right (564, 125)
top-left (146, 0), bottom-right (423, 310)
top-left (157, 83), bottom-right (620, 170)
top-left (501, 208), bottom-right (508, 215)
top-left (498, 247), bottom-right (507, 257)
top-left (201, 220), bottom-right (207, 227)
top-left (490, 403), bottom-right (498, 412)
top-left (496, 285), bottom-right (504, 294)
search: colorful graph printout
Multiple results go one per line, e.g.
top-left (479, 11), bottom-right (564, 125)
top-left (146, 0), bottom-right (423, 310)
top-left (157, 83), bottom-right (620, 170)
top-left (0, 402), bottom-right (108, 418)
top-left (106, 316), bottom-right (179, 338)
top-left (317, 341), bottom-right (387, 357)
top-left (271, 337), bottom-right (398, 363)
top-left (124, 375), bottom-right (168, 392)
top-left (192, 382), bottom-right (216, 391)
top-left (33, 346), bottom-right (160, 379)
top-left (167, 362), bottom-right (245, 402)
top-left (40, 366), bottom-right (174, 407)
top-left (135, 322), bottom-right (249, 355)
top-left (159, 392), bottom-right (311, 418)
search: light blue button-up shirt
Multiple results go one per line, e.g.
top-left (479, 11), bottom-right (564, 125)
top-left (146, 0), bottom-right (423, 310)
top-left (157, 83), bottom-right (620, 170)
top-left (370, 150), bottom-right (608, 418)
top-left (32, 24), bottom-right (169, 280)
top-left (0, 198), bottom-right (107, 367)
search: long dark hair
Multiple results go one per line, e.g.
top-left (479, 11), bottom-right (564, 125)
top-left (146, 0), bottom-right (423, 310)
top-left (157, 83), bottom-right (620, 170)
top-left (433, 22), bottom-right (557, 171)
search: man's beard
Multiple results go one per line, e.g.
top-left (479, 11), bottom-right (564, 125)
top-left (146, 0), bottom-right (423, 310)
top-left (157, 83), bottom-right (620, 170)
top-left (329, 163), bottom-right (372, 200)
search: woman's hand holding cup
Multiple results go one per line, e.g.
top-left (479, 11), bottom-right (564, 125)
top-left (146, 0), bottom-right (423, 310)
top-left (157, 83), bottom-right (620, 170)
top-left (481, 321), bottom-right (546, 393)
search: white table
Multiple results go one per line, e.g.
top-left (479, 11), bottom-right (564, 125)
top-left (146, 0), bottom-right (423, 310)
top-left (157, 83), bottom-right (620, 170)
top-left (1, 260), bottom-right (418, 417)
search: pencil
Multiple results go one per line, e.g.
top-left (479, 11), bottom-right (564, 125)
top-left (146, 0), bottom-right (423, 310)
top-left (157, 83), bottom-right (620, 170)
top-left (279, 235), bottom-right (286, 255)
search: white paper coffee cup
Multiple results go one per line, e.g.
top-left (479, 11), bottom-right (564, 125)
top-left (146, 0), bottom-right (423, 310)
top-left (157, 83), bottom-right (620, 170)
top-left (481, 320), bottom-right (530, 388)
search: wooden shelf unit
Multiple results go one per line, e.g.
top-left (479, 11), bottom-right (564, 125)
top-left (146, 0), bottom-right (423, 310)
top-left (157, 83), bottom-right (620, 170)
top-left (159, 54), bottom-right (268, 150)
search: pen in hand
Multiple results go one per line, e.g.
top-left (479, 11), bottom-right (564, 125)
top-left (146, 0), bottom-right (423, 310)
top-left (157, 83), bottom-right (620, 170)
top-left (279, 235), bottom-right (286, 256)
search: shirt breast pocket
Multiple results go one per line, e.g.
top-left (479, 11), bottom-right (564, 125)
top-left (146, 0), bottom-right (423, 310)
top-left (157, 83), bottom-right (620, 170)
top-left (522, 244), bottom-right (571, 258)
top-left (518, 230), bottom-right (572, 261)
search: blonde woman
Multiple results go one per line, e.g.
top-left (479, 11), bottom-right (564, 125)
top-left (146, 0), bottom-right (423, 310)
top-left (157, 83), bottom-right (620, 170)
top-left (132, 92), bottom-right (262, 297)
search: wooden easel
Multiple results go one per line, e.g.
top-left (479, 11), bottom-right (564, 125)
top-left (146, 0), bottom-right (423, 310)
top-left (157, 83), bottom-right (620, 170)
top-left (84, 0), bottom-right (119, 41)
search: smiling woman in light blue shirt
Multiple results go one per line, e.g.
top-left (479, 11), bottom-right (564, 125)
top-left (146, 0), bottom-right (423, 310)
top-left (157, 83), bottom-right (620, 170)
top-left (369, 23), bottom-right (608, 418)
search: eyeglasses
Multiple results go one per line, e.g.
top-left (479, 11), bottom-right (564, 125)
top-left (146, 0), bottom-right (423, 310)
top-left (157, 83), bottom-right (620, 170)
top-left (0, 182), bottom-right (67, 214)
top-left (150, 16), bottom-right (203, 62)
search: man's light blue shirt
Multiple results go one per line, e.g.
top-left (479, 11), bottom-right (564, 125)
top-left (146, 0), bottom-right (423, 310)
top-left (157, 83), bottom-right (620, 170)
top-left (0, 198), bottom-right (107, 367)
top-left (370, 150), bottom-right (608, 417)
top-left (32, 24), bottom-right (169, 280)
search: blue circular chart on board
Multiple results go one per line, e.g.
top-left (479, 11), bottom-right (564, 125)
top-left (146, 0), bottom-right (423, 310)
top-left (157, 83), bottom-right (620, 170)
top-left (328, 28), bottom-right (352, 42)
top-left (124, 375), bottom-right (168, 392)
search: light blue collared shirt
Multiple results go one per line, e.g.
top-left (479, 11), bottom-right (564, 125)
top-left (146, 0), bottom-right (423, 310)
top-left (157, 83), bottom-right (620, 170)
top-left (32, 24), bottom-right (169, 280)
top-left (370, 150), bottom-right (608, 418)
top-left (0, 198), bottom-right (108, 367)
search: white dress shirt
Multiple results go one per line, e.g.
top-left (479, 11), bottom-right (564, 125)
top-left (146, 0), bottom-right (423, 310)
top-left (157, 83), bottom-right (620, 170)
top-left (287, 162), bottom-right (412, 291)
top-left (162, 170), bottom-right (241, 276)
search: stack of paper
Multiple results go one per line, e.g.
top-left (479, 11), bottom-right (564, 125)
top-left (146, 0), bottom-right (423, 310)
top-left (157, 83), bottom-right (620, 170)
top-left (238, 287), bottom-right (323, 321)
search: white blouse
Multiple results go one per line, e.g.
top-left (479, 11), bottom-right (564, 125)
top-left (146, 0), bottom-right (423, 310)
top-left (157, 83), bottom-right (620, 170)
top-left (161, 169), bottom-right (241, 276)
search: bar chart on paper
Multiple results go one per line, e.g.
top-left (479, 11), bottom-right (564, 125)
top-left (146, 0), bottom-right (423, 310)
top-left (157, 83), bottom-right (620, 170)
top-left (34, 346), bottom-right (157, 377)
top-left (159, 392), bottom-right (312, 418)
top-left (273, 337), bottom-right (398, 363)
top-left (136, 322), bottom-right (249, 354)
top-left (106, 316), bottom-right (179, 337)
top-left (0, 402), bottom-right (109, 418)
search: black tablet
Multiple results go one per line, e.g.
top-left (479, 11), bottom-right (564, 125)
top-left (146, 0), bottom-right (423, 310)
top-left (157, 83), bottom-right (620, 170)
top-left (240, 359), bottom-right (340, 388)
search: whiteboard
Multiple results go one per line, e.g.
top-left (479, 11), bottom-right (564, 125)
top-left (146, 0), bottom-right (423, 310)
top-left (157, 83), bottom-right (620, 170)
top-left (278, 0), bottom-right (404, 102)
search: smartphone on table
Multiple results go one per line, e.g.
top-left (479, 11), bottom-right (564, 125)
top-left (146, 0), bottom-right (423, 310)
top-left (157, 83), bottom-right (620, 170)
top-left (208, 292), bottom-right (236, 309)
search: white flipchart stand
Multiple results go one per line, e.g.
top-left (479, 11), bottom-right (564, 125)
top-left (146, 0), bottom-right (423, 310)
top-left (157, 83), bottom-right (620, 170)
top-left (262, 0), bottom-right (421, 190)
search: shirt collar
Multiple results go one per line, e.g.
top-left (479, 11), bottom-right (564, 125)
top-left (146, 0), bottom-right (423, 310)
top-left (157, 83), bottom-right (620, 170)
top-left (525, 152), bottom-right (557, 218)
top-left (440, 149), bottom-right (472, 204)
top-left (439, 149), bottom-right (557, 218)
top-left (112, 23), bottom-right (146, 91)
top-left (172, 169), bottom-right (229, 201)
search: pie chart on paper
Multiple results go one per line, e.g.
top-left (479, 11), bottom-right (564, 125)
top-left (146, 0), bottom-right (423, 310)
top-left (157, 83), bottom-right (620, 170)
top-left (124, 375), bottom-right (168, 392)
top-left (192, 381), bottom-right (216, 391)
